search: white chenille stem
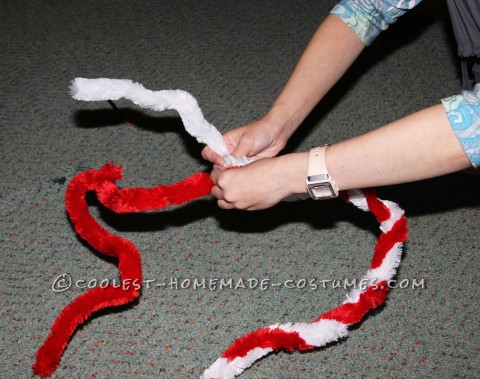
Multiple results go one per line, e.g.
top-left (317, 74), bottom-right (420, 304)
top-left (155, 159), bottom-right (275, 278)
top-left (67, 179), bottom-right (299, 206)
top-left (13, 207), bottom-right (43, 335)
top-left (69, 78), bottom-right (252, 167)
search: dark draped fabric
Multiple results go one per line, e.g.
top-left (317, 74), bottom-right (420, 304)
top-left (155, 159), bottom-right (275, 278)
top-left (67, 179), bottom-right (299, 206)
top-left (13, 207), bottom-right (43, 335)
top-left (446, 0), bottom-right (480, 89)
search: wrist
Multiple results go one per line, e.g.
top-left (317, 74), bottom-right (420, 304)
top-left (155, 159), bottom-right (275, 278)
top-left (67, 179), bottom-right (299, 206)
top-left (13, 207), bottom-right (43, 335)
top-left (265, 103), bottom-right (302, 142)
top-left (277, 152), bottom-right (309, 196)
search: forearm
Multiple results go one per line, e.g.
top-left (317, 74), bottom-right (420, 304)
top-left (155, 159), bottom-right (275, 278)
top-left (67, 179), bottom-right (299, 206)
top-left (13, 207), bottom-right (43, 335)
top-left (268, 14), bottom-right (365, 139)
top-left (212, 105), bottom-right (472, 210)
top-left (289, 105), bottom-right (472, 193)
top-left (204, 14), bottom-right (366, 164)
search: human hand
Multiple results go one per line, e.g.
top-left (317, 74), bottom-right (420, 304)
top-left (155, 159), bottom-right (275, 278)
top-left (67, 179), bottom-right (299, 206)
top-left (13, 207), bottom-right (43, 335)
top-left (201, 113), bottom-right (291, 167)
top-left (210, 153), bottom-right (308, 210)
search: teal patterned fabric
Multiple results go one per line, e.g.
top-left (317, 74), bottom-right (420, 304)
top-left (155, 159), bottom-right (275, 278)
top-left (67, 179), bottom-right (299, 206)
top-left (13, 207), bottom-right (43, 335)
top-left (441, 84), bottom-right (480, 167)
top-left (331, 0), bottom-right (423, 46)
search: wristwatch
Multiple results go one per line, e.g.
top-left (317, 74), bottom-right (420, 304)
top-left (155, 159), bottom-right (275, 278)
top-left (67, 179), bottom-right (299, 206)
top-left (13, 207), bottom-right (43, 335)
top-left (306, 145), bottom-right (339, 200)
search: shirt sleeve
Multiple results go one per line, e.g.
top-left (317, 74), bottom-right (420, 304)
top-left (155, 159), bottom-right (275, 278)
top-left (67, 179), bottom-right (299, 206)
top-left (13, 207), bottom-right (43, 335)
top-left (331, 0), bottom-right (423, 46)
top-left (441, 84), bottom-right (480, 168)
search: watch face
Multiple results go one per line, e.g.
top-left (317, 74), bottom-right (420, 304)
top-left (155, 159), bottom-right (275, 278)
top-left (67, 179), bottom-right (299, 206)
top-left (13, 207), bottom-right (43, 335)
top-left (307, 182), bottom-right (336, 199)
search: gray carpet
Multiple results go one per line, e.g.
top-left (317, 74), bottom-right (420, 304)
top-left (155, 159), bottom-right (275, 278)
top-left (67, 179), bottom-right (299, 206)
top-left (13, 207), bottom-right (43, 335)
top-left (1, 1), bottom-right (479, 378)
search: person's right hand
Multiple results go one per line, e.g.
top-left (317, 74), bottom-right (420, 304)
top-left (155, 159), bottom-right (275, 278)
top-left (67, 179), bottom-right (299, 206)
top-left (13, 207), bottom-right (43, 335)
top-left (201, 113), bottom-right (290, 167)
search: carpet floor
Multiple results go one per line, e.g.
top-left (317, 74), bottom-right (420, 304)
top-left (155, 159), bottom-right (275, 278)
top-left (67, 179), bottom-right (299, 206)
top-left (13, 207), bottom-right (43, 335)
top-left (1, 1), bottom-right (478, 378)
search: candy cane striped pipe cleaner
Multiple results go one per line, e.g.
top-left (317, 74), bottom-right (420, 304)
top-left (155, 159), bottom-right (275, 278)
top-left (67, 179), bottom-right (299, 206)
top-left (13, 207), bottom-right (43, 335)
top-left (203, 189), bottom-right (407, 379)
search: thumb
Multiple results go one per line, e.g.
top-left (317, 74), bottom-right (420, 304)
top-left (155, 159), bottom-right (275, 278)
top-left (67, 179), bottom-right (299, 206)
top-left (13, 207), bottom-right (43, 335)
top-left (230, 134), bottom-right (256, 159)
top-left (201, 146), bottom-right (224, 166)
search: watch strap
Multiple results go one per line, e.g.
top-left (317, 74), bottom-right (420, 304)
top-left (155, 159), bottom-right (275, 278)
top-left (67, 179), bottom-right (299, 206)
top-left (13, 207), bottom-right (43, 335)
top-left (307, 145), bottom-right (328, 178)
top-left (306, 145), bottom-right (339, 200)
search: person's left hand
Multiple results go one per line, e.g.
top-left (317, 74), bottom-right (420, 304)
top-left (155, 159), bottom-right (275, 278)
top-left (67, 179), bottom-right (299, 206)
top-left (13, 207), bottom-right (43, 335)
top-left (210, 153), bottom-right (308, 210)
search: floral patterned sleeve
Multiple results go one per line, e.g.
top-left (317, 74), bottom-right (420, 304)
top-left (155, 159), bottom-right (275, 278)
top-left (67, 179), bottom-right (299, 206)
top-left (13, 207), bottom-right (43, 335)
top-left (331, 0), bottom-right (423, 46)
top-left (441, 85), bottom-right (480, 168)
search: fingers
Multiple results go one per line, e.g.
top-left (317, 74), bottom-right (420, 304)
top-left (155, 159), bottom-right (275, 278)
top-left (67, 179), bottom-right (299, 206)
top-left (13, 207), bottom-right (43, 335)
top-left (215, 196), bottom-right (235, 210)
top-left (211, 183), bottom-right (236, 210)
top-left (210, 168), bottom-right (238, 209)
top-left (202, 120), bottom-right (280, 166)
top-left (210, 167), bottom-right (227, 207)
top-left (201, 146), bottom-right (224, 166)
top-left (230, 133), bottom-right (255, 159)
top-left (212, 187), bottom-right (243, 210)
top-left (209, 166), bottom-right (223, 185)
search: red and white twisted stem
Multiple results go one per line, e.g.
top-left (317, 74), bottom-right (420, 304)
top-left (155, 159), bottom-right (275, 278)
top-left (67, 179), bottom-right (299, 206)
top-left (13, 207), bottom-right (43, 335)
top-left (203, 188), bottom-right (407, 379)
